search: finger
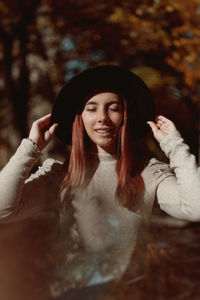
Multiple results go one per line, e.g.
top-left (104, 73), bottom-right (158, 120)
top-left (44, 123), bottom-right (58, 142)
top-left (156, 120), bottom-right (164, 127)
top-left (156, 115), bottom-right (171, 122)
top-left (157, 115), bottom-right (177, 130)
top-left (147, 121), bottom-right (159, 135)
top-left (37, 116), bottom-right (53, 131)
top-left (49, 123), bottom-right (58, 134)
top-left (156, 123), bottom-right (162, 129)
top-left (157, 121), bottom-right (168, 128)
top-left (44, 130), bottom-right (51, 141)
top-left (36, 114), bottom-right (52, 127)
top-left (36, 114), bottom-right (51, 122)
top-left (33, 116), bottom-right (50, 127)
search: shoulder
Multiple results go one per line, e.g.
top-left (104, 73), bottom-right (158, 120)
top-left (41, 158), bottom-right (63, 172)
top-left (25, 158), bottom-right (65, 184)
top-left (146, 157), bottom-right (170, 172)
top-left (37, 158), bottom-right (64, 178)
top-left (141, 157), bottom-right (174, 186)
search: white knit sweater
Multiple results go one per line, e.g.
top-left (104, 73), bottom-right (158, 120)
top-left (0, 130), bottom-right (199, 294)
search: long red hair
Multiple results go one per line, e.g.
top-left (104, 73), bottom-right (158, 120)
top-left (60, 98), bottom-right (148, 211)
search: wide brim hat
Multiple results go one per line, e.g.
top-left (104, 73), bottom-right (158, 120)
top-left (51, 65), bottom-right (155, 144)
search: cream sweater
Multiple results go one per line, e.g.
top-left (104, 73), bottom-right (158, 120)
top-left (0, 130), bottom-right (199, 292)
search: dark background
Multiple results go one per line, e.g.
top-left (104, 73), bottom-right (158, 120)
top-left (0, 0), bottom-right (199, 166)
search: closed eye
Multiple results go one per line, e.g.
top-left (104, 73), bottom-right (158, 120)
top-left (108, 106), bottom-right (122, 112)
top-left (86, 108), bottom-right (96, 112)
top-left (109, 108), bottom-right (120, 112)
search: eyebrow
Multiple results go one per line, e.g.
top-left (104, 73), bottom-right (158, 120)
top-left (86, 100), bottom-right (122, 106)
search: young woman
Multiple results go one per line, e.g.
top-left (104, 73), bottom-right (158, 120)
top-left (0, 65), bottom-right (200, 299)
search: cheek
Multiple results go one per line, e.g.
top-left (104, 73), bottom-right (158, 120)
top-left (113, 114), bottom-right (123, 128)
top-left (81, 113), bottom-right (94, 133)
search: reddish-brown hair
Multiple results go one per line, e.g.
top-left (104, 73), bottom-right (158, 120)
top-left (60, 98), bottom-right (148, 211)
top-left (115, 99), bottom-right (146, 210)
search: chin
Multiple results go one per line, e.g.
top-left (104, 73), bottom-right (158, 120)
top-left (89, 136), bottom-right (117, 153)
top-left (96, 142), bottom-right (116, 153)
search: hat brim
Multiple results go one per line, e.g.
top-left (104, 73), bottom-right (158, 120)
top-left (51, 65), bottom-right (155, 144)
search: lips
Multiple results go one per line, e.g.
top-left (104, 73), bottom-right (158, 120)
top-left (95, 127), bottom-right (113, 136)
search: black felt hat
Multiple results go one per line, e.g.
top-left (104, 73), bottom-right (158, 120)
top-left (51, 65), bottom-right (155, 144)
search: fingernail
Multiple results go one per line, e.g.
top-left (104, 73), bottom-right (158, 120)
top-left (49, 128), bottom-right (54, 134)
top-left (45, 131), bottom-right (51, 139)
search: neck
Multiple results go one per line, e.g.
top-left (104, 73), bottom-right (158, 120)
top-left (89, 142), bottom-right (118, 155)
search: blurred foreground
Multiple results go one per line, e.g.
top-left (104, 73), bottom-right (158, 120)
top-left (1, 215), bottom-right (199, 300)
top-left (93, 220), bottom-right (200, 300)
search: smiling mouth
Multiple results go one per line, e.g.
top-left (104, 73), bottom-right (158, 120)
top-left (96, 129), bottom-right (112, 133)
top-left (95, 128), bottom-right (113, 136)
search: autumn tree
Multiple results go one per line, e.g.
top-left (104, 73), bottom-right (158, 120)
top-left (0, 0), bottom-right (199, 162)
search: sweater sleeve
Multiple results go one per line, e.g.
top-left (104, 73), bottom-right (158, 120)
top-left (0, 139), bottom-right (63, 222)
top-left (155, 130), bottom-right (200, 221)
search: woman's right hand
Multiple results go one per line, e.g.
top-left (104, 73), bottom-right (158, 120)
top-left (28, 114), bottom-right (58, 151)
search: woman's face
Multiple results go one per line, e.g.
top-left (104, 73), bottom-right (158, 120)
top-left (81, 92), bottom-right (123, 154)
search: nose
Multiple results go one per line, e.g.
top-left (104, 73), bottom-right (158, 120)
top-left (97, 108), bottom-right (109, 123)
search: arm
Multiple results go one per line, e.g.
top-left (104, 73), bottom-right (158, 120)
top-left (0, 114), bottom-right (59, 221)
top-left (148, 116), bottom-right (200, 221)
top-left (157, 130), bottom-right (200, 221)
top-left (0, 139), bottom-right (41, 219)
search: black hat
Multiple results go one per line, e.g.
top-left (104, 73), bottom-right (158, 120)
top-left (51, 65), bottom-right (155, 144)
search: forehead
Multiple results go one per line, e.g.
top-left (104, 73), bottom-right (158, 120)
top-left (85, 92), bottom-right (122, 105)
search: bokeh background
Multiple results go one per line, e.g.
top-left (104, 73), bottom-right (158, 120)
top-left (0, 0), bottom-right (200, 299)
top-left (0, 0), bottom-right (200, 164)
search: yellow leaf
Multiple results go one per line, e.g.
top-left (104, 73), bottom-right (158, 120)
top-left (131, 66), bottom-right (163, 89)
top-left (107, 7), bottom-right (126, 23)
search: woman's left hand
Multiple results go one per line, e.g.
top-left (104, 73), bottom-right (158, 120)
top-left (147, 115), bottom-right (177, 143)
